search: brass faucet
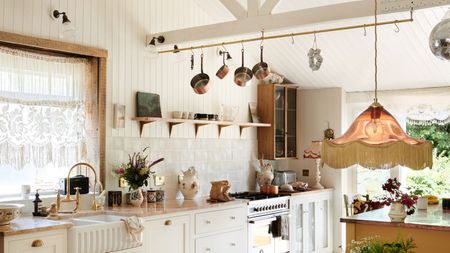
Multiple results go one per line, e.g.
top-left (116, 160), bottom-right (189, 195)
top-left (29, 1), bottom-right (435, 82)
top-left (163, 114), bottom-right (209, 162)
top-left (58, 162), bottom-right (103, 213)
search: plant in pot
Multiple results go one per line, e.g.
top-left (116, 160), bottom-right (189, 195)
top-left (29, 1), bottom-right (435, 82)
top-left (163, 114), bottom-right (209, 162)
top-left (380, 178), bottom-right (418, 222)
top-left (348, 235), bottom-right (416, 253)
top-left (115, 147), bottom-right (164, 207)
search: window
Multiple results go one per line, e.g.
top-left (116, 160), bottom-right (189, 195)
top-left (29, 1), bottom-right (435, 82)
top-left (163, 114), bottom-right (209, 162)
top-left (0, 46), bottom-right (95, 197)
top-left (404, 120), bottom-right (450, 197)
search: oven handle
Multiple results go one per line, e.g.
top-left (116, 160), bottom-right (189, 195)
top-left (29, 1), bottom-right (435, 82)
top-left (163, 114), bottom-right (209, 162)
top-left (248, 217), bottom-right (276, 225)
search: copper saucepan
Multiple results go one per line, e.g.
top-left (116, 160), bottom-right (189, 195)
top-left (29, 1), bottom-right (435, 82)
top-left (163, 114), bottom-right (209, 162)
top-left (190, 53), bottom-right (211, 94)
top-left (234, 48), bottom-right (253, 87)
top-left (216, 52), bottom-right (229, 79)
top-left (252, 45), bottom-right (270, 80)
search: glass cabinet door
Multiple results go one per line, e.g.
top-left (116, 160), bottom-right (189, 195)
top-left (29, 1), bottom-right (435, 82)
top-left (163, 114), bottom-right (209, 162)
top-left (275, 86), bottom-right (285, 158)
top-left (308, 202), bottom-right (316, 252)
top-left (293, 202), bottom-right (304, 253)
top-left (286, 88), bottom-right (297, 158)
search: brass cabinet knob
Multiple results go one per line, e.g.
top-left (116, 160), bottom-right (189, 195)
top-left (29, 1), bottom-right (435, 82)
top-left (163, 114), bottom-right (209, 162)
top-left (164, 220), bottom-right (172, 226)
top-left (31, 239), bottom-right (44, 247)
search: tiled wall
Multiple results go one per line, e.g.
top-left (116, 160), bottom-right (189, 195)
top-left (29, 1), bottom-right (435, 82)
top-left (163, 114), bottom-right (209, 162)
top-left (106, 137), bottom-right (258, 199)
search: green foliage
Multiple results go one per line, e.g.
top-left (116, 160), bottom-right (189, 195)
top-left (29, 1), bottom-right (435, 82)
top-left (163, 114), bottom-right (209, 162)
top-left (406, 123), bottom-right (450, 197)
top-left (349, 236), bottom-right (416, 253)
top-left (406, 123), bottom-right (450, 157)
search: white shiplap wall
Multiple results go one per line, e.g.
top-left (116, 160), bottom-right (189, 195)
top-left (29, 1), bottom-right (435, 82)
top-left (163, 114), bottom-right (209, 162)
top-left (0, 0), bottom-right (262, 197)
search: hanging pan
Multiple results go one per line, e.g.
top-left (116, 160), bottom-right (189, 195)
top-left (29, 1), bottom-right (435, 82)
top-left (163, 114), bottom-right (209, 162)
top-left (190, 53), bottom-right (211, 94)
top-left (252, 45), bottom-right (271, 80)
top-left (216, 51), bottom-right (229, 79)
top-left (234, 47), bottom-right (253, 87)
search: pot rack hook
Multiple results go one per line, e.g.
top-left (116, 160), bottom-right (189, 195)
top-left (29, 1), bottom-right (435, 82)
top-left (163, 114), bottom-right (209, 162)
top-left (363, 24), bottom-right (367, 37)
top-left (291, 33), bottom-right (295, 45)
top-left (260, 30), bottom-right (265, 47)
top-left (394, 20), bottom-right (400, 33)
top-left (312, 31), bottom-right (318, 49)
top-left (190, 47), bottom-right (194, 70)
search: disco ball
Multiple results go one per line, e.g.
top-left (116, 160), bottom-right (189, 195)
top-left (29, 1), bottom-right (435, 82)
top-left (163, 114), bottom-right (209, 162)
top-left (430, 10), bottom-right (450, 60)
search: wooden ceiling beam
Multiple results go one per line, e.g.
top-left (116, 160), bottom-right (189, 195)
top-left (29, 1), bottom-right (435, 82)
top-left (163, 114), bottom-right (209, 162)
top-left (148, 0), bottom-right (450, 46)
top-left (259, 0), bottom-right (280, 15)
top-left (247, 0), bottom-right (261, 17)
top-left (219, 0), bottom-right (247, 19)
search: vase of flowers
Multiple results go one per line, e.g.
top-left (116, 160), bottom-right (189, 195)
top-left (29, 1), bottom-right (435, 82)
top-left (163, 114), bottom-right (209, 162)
top-left (113, 147), bottom-right (164, 207)
top-left (380, 178), bottom-right (418, 222)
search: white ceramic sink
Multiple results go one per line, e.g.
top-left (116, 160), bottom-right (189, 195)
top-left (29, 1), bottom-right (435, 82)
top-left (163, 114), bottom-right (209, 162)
top-left (68, 214), bottom-right (142, 253)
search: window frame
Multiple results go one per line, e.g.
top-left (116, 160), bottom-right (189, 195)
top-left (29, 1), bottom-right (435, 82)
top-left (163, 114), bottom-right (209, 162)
top-left (0, 31), bottom-right (107, 188)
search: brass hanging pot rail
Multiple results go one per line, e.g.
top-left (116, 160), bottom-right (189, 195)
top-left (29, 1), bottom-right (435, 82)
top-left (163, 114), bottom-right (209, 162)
top-left (158, 16), bottom-right (413, 54)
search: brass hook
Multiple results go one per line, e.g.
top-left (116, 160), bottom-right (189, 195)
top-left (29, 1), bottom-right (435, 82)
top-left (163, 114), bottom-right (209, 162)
top-left (291, 33), bottom-right (295, 45)
top-left (313, 31), bottom-right (318, 49)
top-left (260, 30), bottom-right (265, 47)
top-left (394, 20), bottom-right (400, 33)
top-left (363, 24), bottom-right (367, 37)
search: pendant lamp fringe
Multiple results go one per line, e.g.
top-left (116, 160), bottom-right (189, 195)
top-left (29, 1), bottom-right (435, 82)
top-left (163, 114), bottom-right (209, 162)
top-left (322, 140), bottom-right (433, 170)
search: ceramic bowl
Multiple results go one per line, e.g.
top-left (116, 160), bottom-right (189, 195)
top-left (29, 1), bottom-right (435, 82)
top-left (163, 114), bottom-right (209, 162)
top-left (0, 204), bottom-right (24, 226)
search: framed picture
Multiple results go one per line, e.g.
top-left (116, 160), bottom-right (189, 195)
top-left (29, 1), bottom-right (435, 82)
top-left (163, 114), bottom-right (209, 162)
top-left (113, 104), bottom-right (126, 128)
top-left (249, 102), bottom-right (260, 123)
top-left (136, 92), bottom-right (162, 117)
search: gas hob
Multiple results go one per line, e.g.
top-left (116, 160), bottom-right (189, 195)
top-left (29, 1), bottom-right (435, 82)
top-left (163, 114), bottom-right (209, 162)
top-left (230, 192), bottom-right (290, 218)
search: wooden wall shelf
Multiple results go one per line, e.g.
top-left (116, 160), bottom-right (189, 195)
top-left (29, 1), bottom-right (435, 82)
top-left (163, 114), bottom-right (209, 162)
top-left (132, 117), bottom-right (271, 138)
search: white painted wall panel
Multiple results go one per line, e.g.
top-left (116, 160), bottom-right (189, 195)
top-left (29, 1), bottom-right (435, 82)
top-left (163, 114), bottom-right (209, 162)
top-left (0, 0), bottom-right (261, 196)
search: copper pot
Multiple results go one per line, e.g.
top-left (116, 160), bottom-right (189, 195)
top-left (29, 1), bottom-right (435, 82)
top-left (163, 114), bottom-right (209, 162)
top-left (216, 53), bottom-right (229, 79)
top-left (252, 45), bottom-right (270, 80)
top-left (234, 48), bottom-right (253, 86)
top-left (190, 53), bottom-right (211, 94)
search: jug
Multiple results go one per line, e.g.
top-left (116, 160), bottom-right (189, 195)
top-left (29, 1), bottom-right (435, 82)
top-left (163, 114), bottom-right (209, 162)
top-left (220, 104), bottom-right (239, 121)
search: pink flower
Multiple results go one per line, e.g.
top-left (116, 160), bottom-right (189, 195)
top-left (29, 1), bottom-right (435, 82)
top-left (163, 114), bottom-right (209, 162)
top-left (115, 167), bottom-right (125, 175)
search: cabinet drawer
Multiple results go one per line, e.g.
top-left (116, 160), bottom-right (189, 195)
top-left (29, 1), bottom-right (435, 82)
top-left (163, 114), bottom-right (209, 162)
top-left (7, 231), bottom-right (66, 253)
top-left (195, 207), bottom-right (246, 234)
top-left (195, 229), bottom-right (246, 253)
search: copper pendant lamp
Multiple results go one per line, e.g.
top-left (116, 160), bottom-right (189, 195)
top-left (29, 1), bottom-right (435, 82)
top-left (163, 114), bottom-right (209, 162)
top-left (322, 0), bottom-right (433, 170)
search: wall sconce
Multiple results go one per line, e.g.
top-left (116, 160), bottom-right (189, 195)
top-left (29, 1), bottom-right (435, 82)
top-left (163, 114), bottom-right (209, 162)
top-left (53, 10), bottom-right (71, 24)
top-left (145, 35), bottom-right (165, 58)
top-left (52, 10), bottom-right (76, 39)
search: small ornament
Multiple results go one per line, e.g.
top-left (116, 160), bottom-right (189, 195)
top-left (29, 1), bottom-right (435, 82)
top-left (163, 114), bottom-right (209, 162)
top-left (308, 33), bottom-right (323, 71)
top-left (178, 166), bottom-right (200, 200)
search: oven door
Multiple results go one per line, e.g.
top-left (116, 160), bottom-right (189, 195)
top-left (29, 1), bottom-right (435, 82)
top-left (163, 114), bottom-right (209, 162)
top-left (248, 212), bottom-right (290, 253)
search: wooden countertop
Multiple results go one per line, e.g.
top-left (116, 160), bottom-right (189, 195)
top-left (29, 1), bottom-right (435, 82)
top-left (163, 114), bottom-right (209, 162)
top-left (341, 204), bottom-right (450, 231)
top-left (0, 197), bottom-right (248, 236)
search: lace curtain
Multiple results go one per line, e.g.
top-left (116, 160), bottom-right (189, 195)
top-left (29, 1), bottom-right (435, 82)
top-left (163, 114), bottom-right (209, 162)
top-left (0, 46), bottom-right (90, 170)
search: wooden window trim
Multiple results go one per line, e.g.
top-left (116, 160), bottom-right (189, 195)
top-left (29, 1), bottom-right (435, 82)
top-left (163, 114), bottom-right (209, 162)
top-left (0, 30), bottom-right (108, 187)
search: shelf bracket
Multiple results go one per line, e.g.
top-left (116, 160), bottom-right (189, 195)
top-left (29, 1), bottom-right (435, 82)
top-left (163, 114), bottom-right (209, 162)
top-left (168, 122), bottom-right (183, 137)
top-left (218, 123), bottom-right (233, 137)
top-left (138, 121), bottom-right (155, 137)
top-left (194, 123), bottom-right (208, 137)
top-left (239, 126), bottom-right (251, 137)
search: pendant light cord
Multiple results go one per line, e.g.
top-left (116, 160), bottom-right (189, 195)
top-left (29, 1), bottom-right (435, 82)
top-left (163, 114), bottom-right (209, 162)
top-left (374, 0), bottom-right (378, 103)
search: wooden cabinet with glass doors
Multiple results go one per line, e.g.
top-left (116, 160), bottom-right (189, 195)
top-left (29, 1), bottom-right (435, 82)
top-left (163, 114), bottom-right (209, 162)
top-left (257, 84), bottom-right (298, 159)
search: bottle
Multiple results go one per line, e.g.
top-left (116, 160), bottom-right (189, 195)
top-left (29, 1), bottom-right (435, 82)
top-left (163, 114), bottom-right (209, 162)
top-left (32, 190), bottom-right (42, 216)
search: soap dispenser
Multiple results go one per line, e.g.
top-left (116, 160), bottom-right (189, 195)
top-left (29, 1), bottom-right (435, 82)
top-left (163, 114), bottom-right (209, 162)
top-left (32, 190), bottom-right (42, 216)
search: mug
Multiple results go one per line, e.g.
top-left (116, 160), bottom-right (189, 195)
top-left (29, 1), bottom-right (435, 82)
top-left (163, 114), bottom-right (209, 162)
top-left (443, 198), bottom-right (450, 211)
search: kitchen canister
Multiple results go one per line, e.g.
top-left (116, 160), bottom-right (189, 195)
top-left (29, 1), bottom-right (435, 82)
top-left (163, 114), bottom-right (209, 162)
top-left (147, 190), bottom-right (157, 203)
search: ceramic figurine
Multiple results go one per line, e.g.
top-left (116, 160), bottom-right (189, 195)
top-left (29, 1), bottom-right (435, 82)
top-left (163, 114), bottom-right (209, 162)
top-left (257, 160), bottom-right (274, 187)
top-left (179, 166), bottom-right (199, 200)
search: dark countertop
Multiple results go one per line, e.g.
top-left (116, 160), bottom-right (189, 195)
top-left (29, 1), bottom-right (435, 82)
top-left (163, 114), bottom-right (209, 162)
top-left (341, 204), bottom-right (450, 231)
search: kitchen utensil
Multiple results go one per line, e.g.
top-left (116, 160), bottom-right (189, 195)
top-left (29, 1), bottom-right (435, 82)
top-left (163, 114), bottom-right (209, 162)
top-left (0, 204), bottom-right (23, 226)
top-left (252, 45), bottom-right (271, 80)
top-left (216, 52), bottom-right (229, 79)
top-left (172, 111), bottom-right (182, 119)
top-left (190, 53), bottom-right (211, 94)
top-left (234, 48), bottom-right (253, 86)
top-left (220, 104), bottom-right (239, 121)
top-left (273, 170), bottom-right (297, 186)
top-left (280, 184), bottom-right (294, 192)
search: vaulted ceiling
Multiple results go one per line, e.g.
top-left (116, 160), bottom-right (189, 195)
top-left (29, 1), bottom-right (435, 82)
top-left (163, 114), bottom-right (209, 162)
top-left (164, 0), bottom-right (450, 92)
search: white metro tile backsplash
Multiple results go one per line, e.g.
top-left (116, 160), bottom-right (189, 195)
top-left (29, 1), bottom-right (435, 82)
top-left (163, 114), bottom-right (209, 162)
top-left (106, 137), bottom-right (259, 200)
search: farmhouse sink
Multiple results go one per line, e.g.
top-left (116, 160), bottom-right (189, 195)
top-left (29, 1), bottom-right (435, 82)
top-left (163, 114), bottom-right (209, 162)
top-left (68, 214), bottom-right (142, 253)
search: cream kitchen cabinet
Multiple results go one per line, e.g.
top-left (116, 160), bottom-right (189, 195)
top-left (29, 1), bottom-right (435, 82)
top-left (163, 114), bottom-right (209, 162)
top-left (1, 229), bottom-right (67, 253)
top-left (290, 190), bottom-right (333, 253)
top-left (194, 206), bottom-right (247, 253)
top-left (144, 215), bottom-right (190, 253)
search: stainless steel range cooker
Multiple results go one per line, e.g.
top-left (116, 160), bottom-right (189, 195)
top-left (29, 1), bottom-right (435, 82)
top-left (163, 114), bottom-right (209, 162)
top-left (230, 192), bottom-right (291, 253)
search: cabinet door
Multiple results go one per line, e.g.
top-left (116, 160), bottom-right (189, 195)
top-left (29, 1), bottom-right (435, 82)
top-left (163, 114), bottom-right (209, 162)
top-left (7, 233), bottom-right (66, 253)
top-left (315, 195), bottom-right (332, 253)
top-left (286, 87), bottom-right (297, 158)
top-left (145, 215), bottom-right (190, 253)
top-left (274, 86), bottom-right (286, 158)
top-left (291, 200), bottom-right (306, 253)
